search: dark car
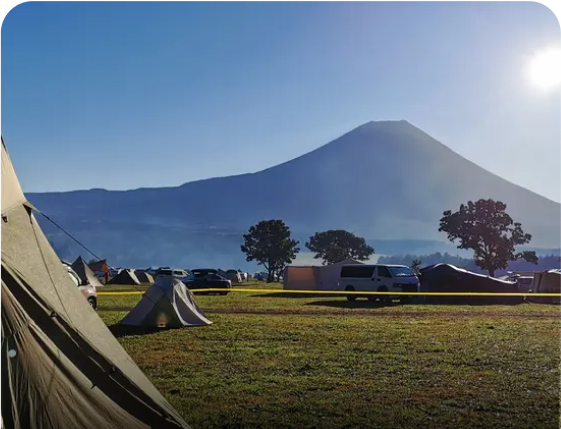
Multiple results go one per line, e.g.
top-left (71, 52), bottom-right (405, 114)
top-left (185, 269), bottom-right (232, 295)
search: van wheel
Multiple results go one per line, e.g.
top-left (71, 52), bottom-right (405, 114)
top-left (345, 286), bottom-right (356, 302)
top-left (87, 297), bottom-right (97, 310)
top-left (378, 286), bottom-right (389, 304)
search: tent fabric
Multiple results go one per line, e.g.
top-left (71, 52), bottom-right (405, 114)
top-left (283, 260), bottom-right (364, 291)
top-left (419, 264), bottom-right (522, 304)
top-left (283, 266), bottom-right (318, 290)
top-left (120, 277), bottom-right (212, 328)
top-left (135, 271), bottom-right (155, 284)
top-left (1, 139), bottom-right (190, 428)
top-left (109, 269), bottom-right (141, 285)
top-left (71, 256), bottom-right (104, 287)
top-left (533, 271), bottom-right (561, 292)
top-left (88, 259), bottom-right (109, 274)
top-left (529, 271), bottom-right (561, 304)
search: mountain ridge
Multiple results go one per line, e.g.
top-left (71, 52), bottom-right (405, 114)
top-left (25, 120), bottom-right (561, 266)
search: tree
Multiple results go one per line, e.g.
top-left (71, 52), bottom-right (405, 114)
top-left (241, 220), bottom-right (300, 282)
top-left (305, 229), bottom-right (374, 265)
top-left (438, 199), bottom-right (538, 277)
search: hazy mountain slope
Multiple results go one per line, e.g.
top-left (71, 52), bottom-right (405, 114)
top-left (27, 120), bottom-right (561, 266)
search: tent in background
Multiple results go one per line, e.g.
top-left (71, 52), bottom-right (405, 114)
top-left (71, 255), bottom-right (104, 287)
top-left (1, 137), bottom-right (190, 428)
top-left (419, 264), bottom-right (522, 304)
top-left (283, 260), bottom-right (364, 291)
top-left (315, 259), bottom-right (363, 290)
top-left (120, 276), bottom-right (212, 328)
top-left (88, 258), bottom-right (108, 274)
top-left (109, 269), bottom-right (141, 285)
top-left (283, 266), bottom-right (318, 290)
top-left (135, 270), bottom-right (155, 284)
top-left (529, 270), bottom-right (561, 304)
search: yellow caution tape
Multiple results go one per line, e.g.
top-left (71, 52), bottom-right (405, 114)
top-left (97, 288), bottom-right (561, 297)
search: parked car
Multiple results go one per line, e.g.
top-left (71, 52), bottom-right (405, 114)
top-left (338, 264), bottom-right (419, 303)
top-left (62, 263), bottom-right (98, 309)
top-left (185, 269), bottom-right (232, 295)
top-left (156, 268), bottom-right (189, 280)
top-left (253, 271), bottom-right (278, 281)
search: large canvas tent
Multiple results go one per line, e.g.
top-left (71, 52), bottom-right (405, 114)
top-left (283, 266), bottom-right (318, 290)
top-left (109, 269), bottom-right (141, 285)
top-left (528, 270), bottom-right (561, 304)
top-left (315, 259), bottom-right (363, 290)
top-left (419, 264), bottom-right (522, 304)
top-left (71, 255), bottom-right (104, 287)
top-left (120, 277), bottom-right (212, 328)
top-left (1, 138), bottom-right (190, 428)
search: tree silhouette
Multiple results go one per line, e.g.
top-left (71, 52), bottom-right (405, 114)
top-left (241, 220), bottom-right (300, 282)
top-left (438, 199), bottom-right (538, 277)
top-left (305, 229), bottom-right (374, 265)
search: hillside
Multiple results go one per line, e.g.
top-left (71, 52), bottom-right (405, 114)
top-left (27, 120), bottom-right (561, 267)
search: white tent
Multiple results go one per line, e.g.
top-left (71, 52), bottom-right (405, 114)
top-left (120, 276), bottom-right (212, 328)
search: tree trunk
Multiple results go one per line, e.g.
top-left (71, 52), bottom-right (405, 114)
top-left (488, 268), bottom-right (495, 277)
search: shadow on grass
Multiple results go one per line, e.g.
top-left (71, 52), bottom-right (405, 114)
top-left (304, 298), bottom-right (528, 309)
top-left (249, 292), bottom-right (341, 299)
top-left (304, 299), bottom-right (397, 309)
top-left (109, 324), bottom-right (176, 338)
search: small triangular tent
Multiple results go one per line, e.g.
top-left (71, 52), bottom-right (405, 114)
top-left (71, 255), bottom-right (104, 287)
top-left (135, 271), bottom-right (155, 284)
top-left (120, 277), bottom-right (212, 328)
top-left (109, 269), bottom-right (141, 285)
top-left (1, 138), bottom-right (190, 428)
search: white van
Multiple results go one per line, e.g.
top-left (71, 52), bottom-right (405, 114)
top-left (338, 264), bottom-right (419, 303)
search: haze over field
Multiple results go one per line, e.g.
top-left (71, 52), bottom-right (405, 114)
top-left (2, 2), bottom-right (560, 268)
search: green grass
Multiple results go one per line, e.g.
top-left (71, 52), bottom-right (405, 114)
top-left (98, 283), bottom-right (560, 429)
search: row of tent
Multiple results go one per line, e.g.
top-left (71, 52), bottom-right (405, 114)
top-left (283, 259), bottom-right (560, 305)
top-left (73, 258), bottom-right (251, 287)
top-left (419, 263), bottom-right (561, 304)
top-left (1, 138), bottom-right (193, 428)
top-left (69, 256), bottom-right (156, 286)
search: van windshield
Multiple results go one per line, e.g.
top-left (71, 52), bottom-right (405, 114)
top-left (388, 267), bottom-right (416, 277)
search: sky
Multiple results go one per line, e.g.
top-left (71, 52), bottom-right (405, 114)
top-left (2, 2), bottom-right (560, 202)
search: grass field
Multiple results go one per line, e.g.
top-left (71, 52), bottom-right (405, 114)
top-left (99, 282), bottom-right (561, 429)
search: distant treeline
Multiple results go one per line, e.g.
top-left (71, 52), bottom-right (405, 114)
top-left (378, 253), bottom-right (561, 276)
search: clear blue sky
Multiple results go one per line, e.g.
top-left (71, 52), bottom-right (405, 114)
top-left (2, 2), bottom-right (560, 202)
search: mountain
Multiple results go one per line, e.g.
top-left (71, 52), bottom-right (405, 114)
top-left (27, 120), bottom-right (561, 268)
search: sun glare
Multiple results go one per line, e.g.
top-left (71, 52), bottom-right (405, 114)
top-left (528, 48), bottom-right (561, 90)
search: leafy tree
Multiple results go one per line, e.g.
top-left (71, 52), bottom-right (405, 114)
top-left (241, 220), bottom-right (300, 282)
top-left (438, 199), bottom-right (538, 277)
top-left (305, 229), bottom-right (374, 265)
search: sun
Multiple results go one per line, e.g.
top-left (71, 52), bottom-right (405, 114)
top-left (528, 48), bottom-right (561, 90)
